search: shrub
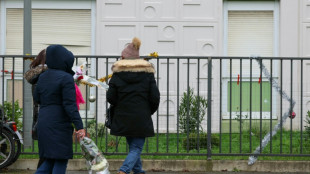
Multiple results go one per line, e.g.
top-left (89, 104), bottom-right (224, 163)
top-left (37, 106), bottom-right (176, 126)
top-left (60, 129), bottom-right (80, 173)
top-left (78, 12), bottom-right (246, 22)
top-left (250, 119), bottom-right (269, 138)
top-left (182, 133), bottom-right (219, 150)
top-left (0, 100), bottom-right (23, 131)
top-left (234, 108), bottom-right (249, 130)
top-left (179, 88), bottom-right (208, 133)
top-left (86, 119), bottom-right (105, 137)
top-left (304, 111), bottom-right (310, 142)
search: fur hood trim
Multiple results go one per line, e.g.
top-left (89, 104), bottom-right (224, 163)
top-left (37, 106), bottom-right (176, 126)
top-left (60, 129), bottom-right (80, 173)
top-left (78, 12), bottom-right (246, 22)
top-left (24, 65), bottom-right (48, 84)
top-left (112, 59), bottom-right (155, 73)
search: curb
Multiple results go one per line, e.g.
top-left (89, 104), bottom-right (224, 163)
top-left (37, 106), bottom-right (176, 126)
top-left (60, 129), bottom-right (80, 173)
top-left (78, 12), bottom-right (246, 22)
top-left (8, 159), bottom-right (310, 173)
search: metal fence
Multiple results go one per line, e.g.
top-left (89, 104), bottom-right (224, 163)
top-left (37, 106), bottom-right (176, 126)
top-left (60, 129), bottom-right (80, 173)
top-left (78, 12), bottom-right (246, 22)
top-left (1, 55), bottom-right (310, 160)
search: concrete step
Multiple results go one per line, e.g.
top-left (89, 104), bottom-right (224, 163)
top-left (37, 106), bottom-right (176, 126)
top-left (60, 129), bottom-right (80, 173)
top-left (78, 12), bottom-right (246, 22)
top-left (8, 159), bottom-right (310, 173)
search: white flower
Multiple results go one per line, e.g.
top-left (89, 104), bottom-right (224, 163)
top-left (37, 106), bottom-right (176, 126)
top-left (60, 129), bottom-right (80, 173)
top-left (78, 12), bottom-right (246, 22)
top-left (91, 158), bottom-right (108, 171)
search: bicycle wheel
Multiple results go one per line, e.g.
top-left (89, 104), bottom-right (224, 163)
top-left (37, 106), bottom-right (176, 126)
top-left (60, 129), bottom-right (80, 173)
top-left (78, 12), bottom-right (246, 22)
top-left (5, 135), bottom-right (21, 167)
top-left (0, 129), bottom-right (15, 169)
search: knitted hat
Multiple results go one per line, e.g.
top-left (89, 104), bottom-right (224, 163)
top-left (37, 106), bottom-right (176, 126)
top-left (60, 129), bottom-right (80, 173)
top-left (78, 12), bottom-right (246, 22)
top-left (121, 37), bottom-right (141, 59)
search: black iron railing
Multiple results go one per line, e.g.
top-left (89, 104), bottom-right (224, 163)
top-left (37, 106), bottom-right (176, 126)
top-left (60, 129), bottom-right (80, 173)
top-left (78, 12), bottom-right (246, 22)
top-left (1, 55), bottom-right (310, 160)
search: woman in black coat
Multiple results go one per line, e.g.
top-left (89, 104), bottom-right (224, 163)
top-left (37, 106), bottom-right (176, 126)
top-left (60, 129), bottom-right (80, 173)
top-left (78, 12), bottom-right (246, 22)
top-left (34, 45), bottom-right (85, 174)
top-left (107, 37), bottom-right (160, 174)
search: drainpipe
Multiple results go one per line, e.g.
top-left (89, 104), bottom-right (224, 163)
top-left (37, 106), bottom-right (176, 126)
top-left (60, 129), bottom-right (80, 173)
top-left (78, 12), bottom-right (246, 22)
top-left (23, 0), bottom-right (32, 148)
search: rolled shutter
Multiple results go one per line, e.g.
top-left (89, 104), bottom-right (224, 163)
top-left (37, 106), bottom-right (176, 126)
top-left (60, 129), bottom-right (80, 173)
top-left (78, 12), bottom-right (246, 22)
top-left (228, 11), bottom-right (274, 76)
top-left (6, 9), bottom-right (91, 71)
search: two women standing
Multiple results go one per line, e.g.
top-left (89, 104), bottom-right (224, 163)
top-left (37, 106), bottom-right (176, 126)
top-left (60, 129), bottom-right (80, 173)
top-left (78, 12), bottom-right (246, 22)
top-left (27, 37), bottom-right (160, 174)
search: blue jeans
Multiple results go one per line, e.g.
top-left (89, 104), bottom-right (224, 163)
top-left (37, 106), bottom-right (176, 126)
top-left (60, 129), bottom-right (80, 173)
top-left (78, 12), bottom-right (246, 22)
top-left (119, 137), bottom-right (146, 174)
top-left (35, 159), bottom-right (68, 174)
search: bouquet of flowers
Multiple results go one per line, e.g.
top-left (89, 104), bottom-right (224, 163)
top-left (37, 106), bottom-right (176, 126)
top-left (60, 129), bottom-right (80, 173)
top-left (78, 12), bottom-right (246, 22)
top-left (73, 62), bottom-right (109, 90)
top-left (80, 137), bottom-right (110, 174)
top-left (144, 52), bottom-right (158, 61)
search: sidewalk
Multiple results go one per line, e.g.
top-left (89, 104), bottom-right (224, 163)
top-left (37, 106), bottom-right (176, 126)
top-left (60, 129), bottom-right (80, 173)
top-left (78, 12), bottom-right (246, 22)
top-left (5, 159), bottom-right (310, 173)
top-left (0, 170), bottom-right (306, 174)
top-left (3, 170), bottom-right (309, 174)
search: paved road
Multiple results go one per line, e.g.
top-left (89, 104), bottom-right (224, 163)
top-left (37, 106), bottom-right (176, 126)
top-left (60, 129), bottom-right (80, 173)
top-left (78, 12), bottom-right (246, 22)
top-left (2, 170), bottom-right (309, 174)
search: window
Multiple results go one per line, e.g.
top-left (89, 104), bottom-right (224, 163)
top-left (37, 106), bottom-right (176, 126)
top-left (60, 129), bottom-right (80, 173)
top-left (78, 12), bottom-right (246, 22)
top-left (228, 81), bottom-right (271, 112)
top-left (228, 11), bottom-right (274, 57)
top-left (223, 1), bottom-right (279, 119)
top-left (7, 79), bottom-right (23, 107)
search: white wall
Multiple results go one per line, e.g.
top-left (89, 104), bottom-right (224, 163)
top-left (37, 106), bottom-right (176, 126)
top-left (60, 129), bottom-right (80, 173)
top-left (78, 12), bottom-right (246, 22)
top-left (278, 0), bottom-right (310, 130)
top-left (96, 0), bottom-right (223, 132)
top-left (1, 0), bottom-right (309, 132)
top-left (300, 0), bottom-right (310, 130)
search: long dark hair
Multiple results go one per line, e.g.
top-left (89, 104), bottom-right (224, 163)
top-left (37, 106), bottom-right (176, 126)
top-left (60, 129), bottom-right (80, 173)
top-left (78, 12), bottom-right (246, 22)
top-left (30, 49), bottom-right (46, 68)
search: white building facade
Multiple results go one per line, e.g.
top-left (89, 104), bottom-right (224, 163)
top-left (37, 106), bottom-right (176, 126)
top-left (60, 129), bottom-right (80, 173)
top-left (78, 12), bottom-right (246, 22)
top-left (0, 0), bottom-right (309, 132)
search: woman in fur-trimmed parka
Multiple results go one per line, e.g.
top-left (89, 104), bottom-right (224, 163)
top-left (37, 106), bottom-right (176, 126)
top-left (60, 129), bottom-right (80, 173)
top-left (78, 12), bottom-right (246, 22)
top-left (24, 49), bottom-right (47, 141)
top-left (107, 37), bottom-right (160, 174)
top-left (24, 49), bottom-right (47, 169)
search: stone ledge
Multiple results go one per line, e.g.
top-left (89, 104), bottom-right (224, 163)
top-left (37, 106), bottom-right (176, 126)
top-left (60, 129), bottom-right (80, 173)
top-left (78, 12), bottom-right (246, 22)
top-left (8, 159), bottom-right (310, 173)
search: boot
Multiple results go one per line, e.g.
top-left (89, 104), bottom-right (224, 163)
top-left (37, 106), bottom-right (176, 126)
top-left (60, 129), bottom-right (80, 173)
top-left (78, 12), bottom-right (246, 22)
top-left (117, 171), bottom-right (126, 174)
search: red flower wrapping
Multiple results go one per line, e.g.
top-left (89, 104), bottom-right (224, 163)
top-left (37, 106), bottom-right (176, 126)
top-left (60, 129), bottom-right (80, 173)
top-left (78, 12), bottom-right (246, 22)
top-left (77, 76), bottom-right (84, 81)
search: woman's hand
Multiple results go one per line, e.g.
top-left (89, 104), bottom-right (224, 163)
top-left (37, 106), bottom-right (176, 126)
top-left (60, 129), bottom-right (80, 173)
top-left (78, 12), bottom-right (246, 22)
top-left (76, 129), bottom-right (86, 140)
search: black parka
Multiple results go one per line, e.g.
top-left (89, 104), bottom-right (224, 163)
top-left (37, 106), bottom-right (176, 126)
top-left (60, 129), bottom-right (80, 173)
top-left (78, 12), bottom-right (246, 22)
top-left (107, 59), bottom-right (160, 137)
top-left (34, 45), bottom-right (83, 159)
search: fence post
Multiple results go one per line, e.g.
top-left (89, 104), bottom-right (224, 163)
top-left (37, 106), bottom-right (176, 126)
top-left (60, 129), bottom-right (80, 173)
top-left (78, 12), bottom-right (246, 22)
top-left (207, 57), bottom-right (212, 160)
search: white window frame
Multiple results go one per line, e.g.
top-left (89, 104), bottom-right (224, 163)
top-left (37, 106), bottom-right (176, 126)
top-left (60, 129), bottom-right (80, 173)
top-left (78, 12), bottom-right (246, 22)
top-left (222, 0), bottom-right (280, 119)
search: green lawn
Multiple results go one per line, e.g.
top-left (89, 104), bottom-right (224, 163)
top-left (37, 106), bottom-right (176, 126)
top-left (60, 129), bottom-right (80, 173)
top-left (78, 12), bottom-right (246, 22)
top-left (19, 128), bottom-right (310, 161)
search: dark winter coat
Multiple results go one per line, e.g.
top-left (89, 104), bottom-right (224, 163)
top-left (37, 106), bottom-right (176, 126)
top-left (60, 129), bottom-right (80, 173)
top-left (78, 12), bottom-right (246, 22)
top-left (34, 45), bottom-right (83, 159)
top-left (107, 59), bottom-right (160, 137)
top-left (24, 65), bottom-right (48, 140)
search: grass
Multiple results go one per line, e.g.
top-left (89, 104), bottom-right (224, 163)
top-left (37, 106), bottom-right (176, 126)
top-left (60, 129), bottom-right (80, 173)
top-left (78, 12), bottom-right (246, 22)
top-left (19, 128), bottom-right (310, 161)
